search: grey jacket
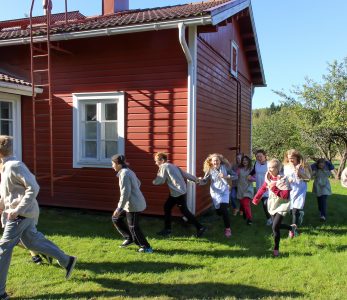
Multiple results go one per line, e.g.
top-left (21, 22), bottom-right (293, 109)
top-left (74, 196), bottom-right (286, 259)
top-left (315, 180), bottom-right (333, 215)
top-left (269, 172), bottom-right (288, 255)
top-left (152, 162), bottom-right (197, 197)
top-left (117, 167), bottom-right (146, 212)
top-left (0, 156), bottom-right (40, 227)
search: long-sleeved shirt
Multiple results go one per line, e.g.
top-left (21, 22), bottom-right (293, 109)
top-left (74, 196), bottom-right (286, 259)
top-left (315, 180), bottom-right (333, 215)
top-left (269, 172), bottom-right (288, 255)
top-left (116, 167), bottom-right (146, 212)
top-left (253, 174), bottom-right (290, 216)
top-left (152, 162), bottom-right (197, 197)
top-left (0, 156), bottom-right (40, 227)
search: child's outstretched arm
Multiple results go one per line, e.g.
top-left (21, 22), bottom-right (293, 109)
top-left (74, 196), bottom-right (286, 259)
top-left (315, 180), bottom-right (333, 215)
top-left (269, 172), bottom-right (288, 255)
top-left (252, 181), bottom-right (267, 205)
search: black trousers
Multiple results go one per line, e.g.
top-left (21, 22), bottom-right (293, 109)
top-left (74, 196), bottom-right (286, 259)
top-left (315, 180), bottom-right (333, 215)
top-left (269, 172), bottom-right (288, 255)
top-left (112, 211), bottom-right (150, 248)
top-left (164, 194), bottom-right (202, 230)
top-left (272, 213), bottom-right (292, 250)
top-left (291, 208), bottom-right (301, 226)
top-left (216, 203), bottom-right (231, 228)
top-left (261, 197), bottom-right (271, 219)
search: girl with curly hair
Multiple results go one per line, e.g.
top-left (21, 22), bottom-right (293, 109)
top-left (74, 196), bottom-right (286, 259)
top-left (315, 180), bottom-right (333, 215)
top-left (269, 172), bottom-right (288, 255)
top-left (199, 153), bottom-right (237, 238)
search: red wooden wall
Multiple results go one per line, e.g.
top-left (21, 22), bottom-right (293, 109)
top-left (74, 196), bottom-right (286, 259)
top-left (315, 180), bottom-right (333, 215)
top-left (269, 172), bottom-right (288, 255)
top-left (195, 20), bottom-right (253, 214)
top-left (0, 29), bottom-right (189, 215)
top-left (0, 21), bottom-right (254, 216)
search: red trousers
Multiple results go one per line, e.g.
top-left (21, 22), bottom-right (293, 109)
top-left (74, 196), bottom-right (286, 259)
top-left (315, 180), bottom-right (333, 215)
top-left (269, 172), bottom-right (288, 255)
top-left (240, 197), bottom-right (252, 220)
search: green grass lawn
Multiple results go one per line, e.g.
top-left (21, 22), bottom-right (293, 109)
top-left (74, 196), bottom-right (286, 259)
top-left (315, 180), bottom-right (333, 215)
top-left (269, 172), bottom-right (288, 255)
top-left (4, 180), bottom-right (347, 299)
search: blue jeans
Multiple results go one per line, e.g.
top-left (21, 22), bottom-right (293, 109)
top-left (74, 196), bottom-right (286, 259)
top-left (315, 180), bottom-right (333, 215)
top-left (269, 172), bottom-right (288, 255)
top-left (0, 217), bottom-right (70, 294)
top-left (317, 195), bottom-right (328, 218)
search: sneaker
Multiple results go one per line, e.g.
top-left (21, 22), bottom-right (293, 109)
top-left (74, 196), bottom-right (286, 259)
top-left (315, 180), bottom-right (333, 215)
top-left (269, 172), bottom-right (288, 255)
top-left (0, 292), bottom-right (9, 300)
top-left (224, 228), bottom-right (232, 238)
top-left (41, 253), bottom-right (53, 265)
top-left (298, 211), bottom-right (305, 225)
top-left (239, 210), bottom-right (244, 216)
top-left (138, 247), bottom-right (153, 253)
top-left (65, 256), bottom-right (77, 279)
top-left (119, 239), bottom-right (134, 248)
top-left (157, 229), bottom-right (171, 236)
top-left (273, 250), bottom-right (279, 257)
top-left (31, 255), bottom-right (43, 264)
top-left (247, 219), bottom-right (253, 225)
top-left (196, 226), bottom-right (207, 238)
top-left (266, 218), bottom-right (273, 226)
top-left (232, 208), bottom-right (239, 216)
top-left (320, 216), bottom-right (326, 222)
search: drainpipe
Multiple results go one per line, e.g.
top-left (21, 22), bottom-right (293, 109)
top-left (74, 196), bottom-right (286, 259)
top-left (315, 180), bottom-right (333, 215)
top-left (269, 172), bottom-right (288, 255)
top-left (178, 22), bottom-right (197, 214)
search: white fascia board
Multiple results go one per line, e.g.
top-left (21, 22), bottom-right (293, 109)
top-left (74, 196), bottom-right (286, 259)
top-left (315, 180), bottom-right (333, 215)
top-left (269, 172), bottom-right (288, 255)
top-left (0, 16), bottom-right (212, 47)
top-left (209, 0), bottom-right (250, 25)
top-left (0, 82), bottom-right (42, 96)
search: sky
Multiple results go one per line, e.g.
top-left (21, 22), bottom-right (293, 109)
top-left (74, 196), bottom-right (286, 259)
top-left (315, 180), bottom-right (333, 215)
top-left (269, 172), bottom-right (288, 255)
top-left (1, 0), bottom-right (347, 109)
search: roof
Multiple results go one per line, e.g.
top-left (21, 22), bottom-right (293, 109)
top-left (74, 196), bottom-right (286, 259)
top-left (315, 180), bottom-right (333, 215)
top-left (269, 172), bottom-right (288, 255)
top-left (0, 71), bottom-right (31, 87)
top-left (0, 0), bottom-right (265, 86)
top-left (0, 11), bottom-right (86, 31)
top-left (0, 71), bottom-right (43, 96)
top-left (0, 0), bottom-right (234, 39)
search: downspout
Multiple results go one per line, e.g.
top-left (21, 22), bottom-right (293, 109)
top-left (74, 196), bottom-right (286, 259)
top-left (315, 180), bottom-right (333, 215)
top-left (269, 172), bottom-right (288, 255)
top-left (178, 22), bottom-right (197, 214)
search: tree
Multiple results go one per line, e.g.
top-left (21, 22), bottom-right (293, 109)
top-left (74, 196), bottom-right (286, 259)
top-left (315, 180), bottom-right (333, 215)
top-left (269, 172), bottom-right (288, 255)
top-left (274, 57), bottom-right (347, 178)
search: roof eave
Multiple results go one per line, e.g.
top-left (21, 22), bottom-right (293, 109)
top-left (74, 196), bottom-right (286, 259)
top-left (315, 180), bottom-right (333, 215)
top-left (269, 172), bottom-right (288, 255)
top-left (0, 15), bottom-right (212, 47)
top-left (210, 0), bottom-right (265, 86)
top-left (0, 81), bottom-right (42, 96)
top-left (247, 3), bottom-right (266, 86)
top-left (209, 0), bottom-right (251, 25)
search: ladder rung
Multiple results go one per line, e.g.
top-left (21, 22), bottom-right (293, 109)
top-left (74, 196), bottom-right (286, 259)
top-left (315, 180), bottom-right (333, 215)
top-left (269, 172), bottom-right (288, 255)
top-left (33, 99), bottom-right (51, 103)
top-left (33, 54), bottom-right (49, 58)
top-left (35, 84), bottom-right (50, 87)
top-left (33, 69), bottom-right (49, 73)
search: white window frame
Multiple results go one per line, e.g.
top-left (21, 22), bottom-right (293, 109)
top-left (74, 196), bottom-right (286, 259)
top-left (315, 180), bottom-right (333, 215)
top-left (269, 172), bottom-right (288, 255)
top-left (230, 40), bottom-right (239, 77)
top-left (0, 92), bottom-right (22, 160)
top-left (72, 91), bottom-right (125, 168)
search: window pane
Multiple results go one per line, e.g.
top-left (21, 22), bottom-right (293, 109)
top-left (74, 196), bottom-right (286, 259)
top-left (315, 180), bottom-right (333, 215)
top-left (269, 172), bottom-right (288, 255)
top-left (104, 141), bottom-right (117, 159)
top-left (85, 122), bottom-right (97, 139)
top-left (85, 104), bottom-right (96, 121)
top-left (0, 120), bottom-right (13, 135)
top-left (105, 122), bottom-right (117, 140)
top-left (0, 102), bottom-right (12, 119)
top-left (83, 141), bottom-right (97, 158)
top-left (105, 103), bottom-right (117, 120)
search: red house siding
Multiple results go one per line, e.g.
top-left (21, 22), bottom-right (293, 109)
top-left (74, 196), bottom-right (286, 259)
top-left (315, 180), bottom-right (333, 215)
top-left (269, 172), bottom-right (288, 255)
top-left (195, 21), bottom-right (253, 214)
top-left (1, 29), bottom-right (190, 215)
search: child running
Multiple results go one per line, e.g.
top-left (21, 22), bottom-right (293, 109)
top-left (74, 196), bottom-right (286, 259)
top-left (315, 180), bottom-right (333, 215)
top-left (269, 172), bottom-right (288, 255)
top-left (311, 158), bottom-right (334, 221)
top-left (283, 149), bottom-right (311, 237)
top-left (236, 155), bottom-right (254, 225)
top-left (199, 153), bottom-right (237, 238)
top-left (249, 149), bottom-right (272, 226)
top-left (252, 159), bottom-right (294, 257)
top-left (111, 154), bottom-right (153, 253)
top-left (230, 152), bottom-right (243, 216)
top-left (152, 152), bottom-right (206, 237)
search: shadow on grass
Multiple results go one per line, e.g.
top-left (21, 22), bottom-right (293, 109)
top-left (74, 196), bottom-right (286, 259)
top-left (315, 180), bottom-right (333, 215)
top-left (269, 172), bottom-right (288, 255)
top-left (77, 261), bottom-right (201, 274)
top-left (24, 280), bottom-right (303, 299)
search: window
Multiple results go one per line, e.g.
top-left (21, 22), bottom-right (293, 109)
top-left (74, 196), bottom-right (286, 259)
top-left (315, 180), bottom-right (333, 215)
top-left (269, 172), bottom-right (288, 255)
top-left (0, 93), bottom-right (22, 160)
top-left (230, 40), bottom-right (239, 77)
top-left (73, 92), bottom-right (124, 168)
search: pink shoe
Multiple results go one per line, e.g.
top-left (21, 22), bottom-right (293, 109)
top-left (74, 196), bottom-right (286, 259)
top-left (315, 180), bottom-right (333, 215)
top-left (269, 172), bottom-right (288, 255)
top-left (273, 250), bottom-right (279, 257)
top-left (288, 224), bottom-right (298, 238)
top-left (224, 228), bottom-right (232, 238)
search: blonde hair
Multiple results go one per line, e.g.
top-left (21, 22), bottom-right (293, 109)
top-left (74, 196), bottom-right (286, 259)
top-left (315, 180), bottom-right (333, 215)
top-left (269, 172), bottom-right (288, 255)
top-left (268, 158), bottom-right (282, 172)
top-left (0, 135), bottom-right (13, 157)
top-left (203, 153), bottom-right (230, 173)
top-left (283, 149), bottom-right (306, 167)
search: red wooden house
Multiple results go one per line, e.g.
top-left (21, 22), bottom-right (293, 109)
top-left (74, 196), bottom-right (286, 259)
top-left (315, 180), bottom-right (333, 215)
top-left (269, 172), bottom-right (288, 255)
top-left (0, 0), bottom-right (265, 215)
